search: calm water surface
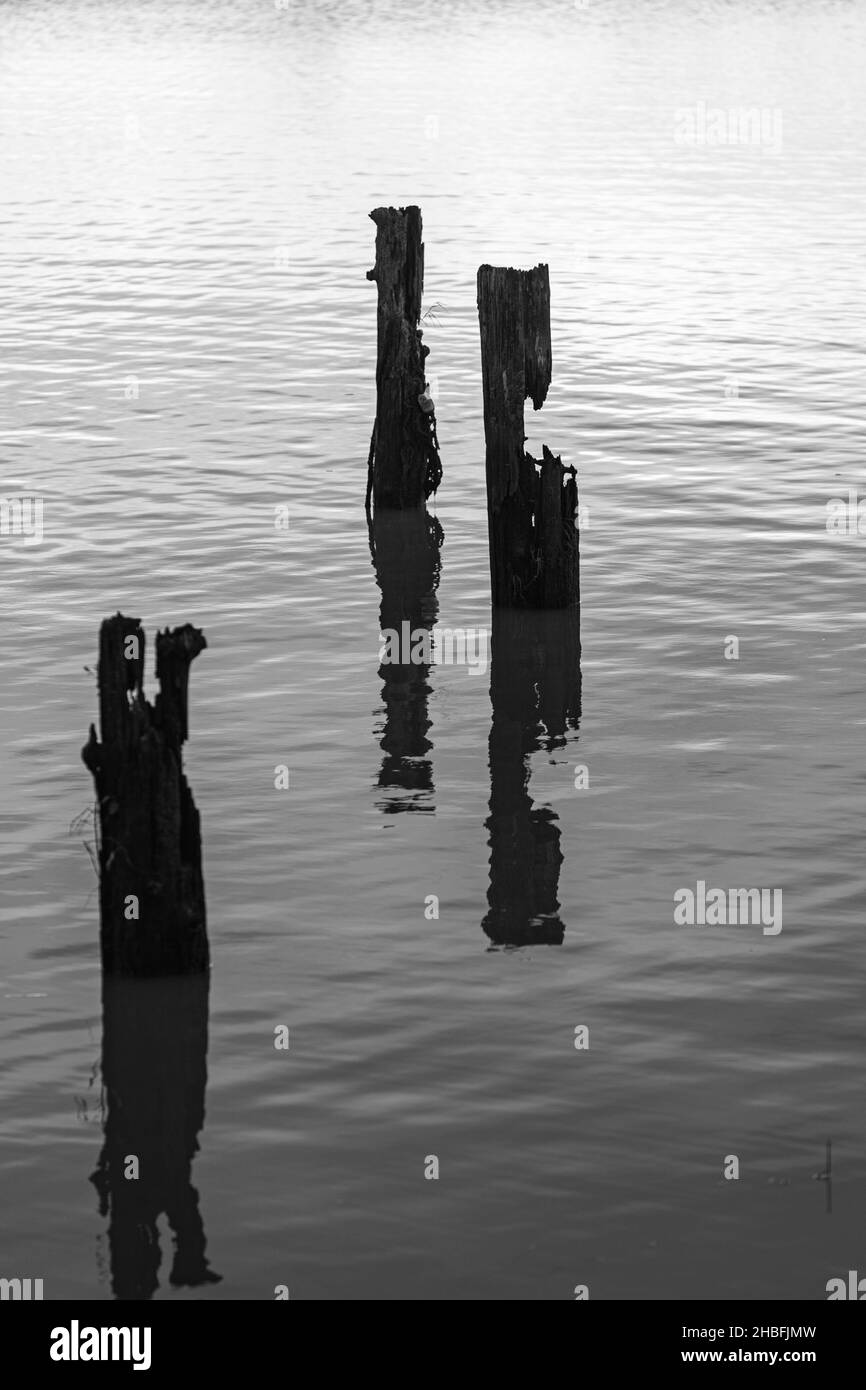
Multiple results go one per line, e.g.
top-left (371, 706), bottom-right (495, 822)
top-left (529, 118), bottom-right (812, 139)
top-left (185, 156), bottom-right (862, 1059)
top-left (1, 0), bottom-right (864, 1299)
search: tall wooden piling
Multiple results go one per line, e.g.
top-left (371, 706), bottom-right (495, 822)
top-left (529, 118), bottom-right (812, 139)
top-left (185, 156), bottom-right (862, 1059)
top-left (366, 205), bottom-right (442, 509)
top-left (82, 613), bottom-right (209, 976)
top-left (477, 264), bottom-right (579, 608)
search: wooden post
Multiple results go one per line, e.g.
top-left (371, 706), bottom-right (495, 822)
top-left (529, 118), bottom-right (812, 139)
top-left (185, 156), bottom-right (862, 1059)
top-left (82, 613), bottom-right (209, 976)
top-left (477, 263), bottom-right (579, 608)
top-left (366, 206), bottom-right (442, 509)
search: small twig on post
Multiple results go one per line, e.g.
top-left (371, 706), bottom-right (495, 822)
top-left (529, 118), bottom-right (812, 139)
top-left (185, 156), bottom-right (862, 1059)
top-left (366, 205), bottom-right (442, 509)
top-left (81, 613), bottom-right (209, 976)
top-left (477, 263), bottom-right (579, 608)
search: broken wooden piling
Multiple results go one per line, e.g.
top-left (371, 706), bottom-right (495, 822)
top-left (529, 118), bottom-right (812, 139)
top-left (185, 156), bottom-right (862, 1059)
top-left (366, 205), bottom-right (442, 509)
top-left (82, 613), bottom-right (209, 976)
top-left (477, 263), bottom-right (579, 608)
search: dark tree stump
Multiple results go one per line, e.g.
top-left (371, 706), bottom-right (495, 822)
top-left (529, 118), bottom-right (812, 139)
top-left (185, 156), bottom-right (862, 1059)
top-left (477, 263), bottom-right (579, 608)
top-left (366, 206), bottom-right (442, 509)
top-left (81, 613), bottom-right (209, 976)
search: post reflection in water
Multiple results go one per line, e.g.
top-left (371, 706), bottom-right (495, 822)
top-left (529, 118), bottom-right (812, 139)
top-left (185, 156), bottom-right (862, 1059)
top-left (91, 972), bottom-right (221, 1299)
top-left (483, 609), bottom-right (582, 947)
top-left (369, 506), bottom-right (443, 813)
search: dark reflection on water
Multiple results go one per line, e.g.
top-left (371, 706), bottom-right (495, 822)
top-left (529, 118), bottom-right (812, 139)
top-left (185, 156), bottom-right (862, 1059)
top-left (91, 974), bottom-right (221, 1300)
top-left (369, 507), bottom-right (443, 813)
top-left (483, 610), bottom-right (582, 947)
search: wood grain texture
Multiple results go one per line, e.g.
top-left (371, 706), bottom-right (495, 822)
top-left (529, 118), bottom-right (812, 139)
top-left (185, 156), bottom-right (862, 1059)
top-left (82, 614), bottom-right (209, 975)
top-left (477, 263), bottom-right (579, 609)
top-left (367, 206), bottom-right (442, 508)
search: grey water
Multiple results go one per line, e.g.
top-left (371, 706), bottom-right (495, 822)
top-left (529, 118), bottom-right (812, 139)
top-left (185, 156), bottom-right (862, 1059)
top-left (0, 0), bottom-right (864, 1299)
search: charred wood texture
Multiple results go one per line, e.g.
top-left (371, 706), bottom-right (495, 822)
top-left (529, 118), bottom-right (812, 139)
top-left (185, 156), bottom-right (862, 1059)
top-left (477, 263), bottom-right (579, 608)
top-left (82, 613), bottom-right (208, 976)
top-left (367, 206), bottom-right (442, 508)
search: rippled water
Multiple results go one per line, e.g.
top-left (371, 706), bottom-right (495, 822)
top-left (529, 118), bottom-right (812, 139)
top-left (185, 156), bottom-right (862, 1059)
top-left (1, 0), bottom-right (864, 1300)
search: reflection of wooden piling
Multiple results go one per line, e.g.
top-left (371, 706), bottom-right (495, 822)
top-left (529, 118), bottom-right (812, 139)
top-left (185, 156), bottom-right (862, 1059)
top-left (483, 611), bottom-right (581, 947)
top-left (81, 613), bottom-right (208, 975)
top-left (91, 974), bottom-right (220, 1299)
top-left (369, 507), bottom-right (442, 810)
top-left (366, 206), bottom-right (442, 509)
top-left (477, 264), bottom-right (579, 607)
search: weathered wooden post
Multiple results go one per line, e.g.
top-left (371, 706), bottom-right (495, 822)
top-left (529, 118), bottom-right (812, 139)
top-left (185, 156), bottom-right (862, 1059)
top-left (366, 205), bottom-right (442, 509)
top-left (82, 613), bottom-right (209, 975)
top-left (477, 264), bottom-right (579, 608)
